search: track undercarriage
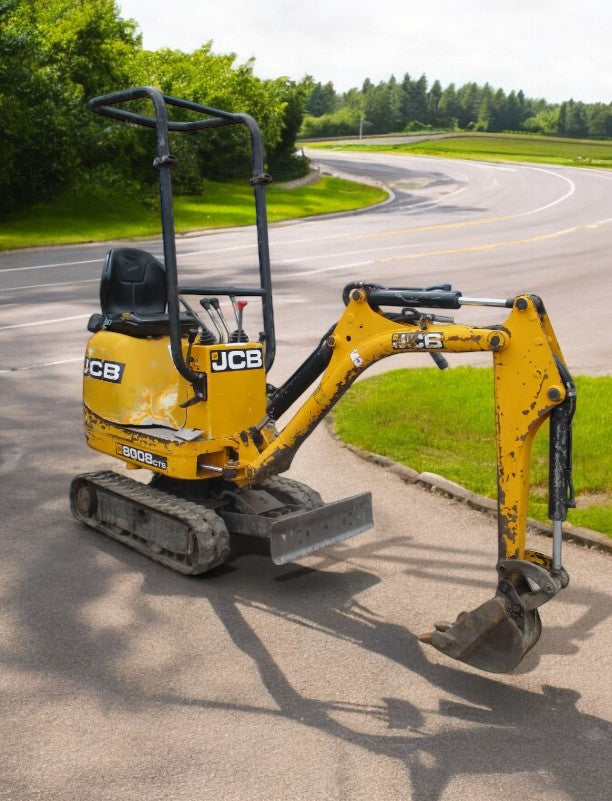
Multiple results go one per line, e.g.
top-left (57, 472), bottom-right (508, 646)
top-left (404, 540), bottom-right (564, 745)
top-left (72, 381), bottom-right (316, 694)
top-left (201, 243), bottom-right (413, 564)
top-left (70, 471), bottom-right (373, 573)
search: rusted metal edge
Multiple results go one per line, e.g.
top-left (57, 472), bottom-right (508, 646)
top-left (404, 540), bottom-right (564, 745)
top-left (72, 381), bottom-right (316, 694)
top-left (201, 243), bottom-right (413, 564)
top-left (327, 423), bottom-right (612, 555)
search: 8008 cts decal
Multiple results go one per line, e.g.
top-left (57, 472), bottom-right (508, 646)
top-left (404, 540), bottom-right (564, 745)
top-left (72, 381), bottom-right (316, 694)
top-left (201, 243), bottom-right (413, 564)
top-left (116, 443), bottom-right (168, 470)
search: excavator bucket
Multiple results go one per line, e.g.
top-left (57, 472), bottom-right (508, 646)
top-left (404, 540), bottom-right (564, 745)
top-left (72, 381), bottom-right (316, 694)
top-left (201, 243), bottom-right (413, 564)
top-left (419, 598), bottom-right (542, 673)
top-left (420, 557), bottom-right (569, 672)
top-left (419, 319), bottom-right (576, 673)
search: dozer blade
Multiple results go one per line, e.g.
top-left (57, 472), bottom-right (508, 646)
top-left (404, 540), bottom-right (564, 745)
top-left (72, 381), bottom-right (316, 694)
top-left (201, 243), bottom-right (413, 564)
top-left (419, 597), bottom-right (542, 673)
top-left (222, 492), bottom-right (373, 565)
top-left (269, 492), bottom-right (373, 565)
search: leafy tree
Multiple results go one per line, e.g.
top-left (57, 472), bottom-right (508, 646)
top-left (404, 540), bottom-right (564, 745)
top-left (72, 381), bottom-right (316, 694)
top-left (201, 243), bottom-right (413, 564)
top-left (438, 83), bottom-right (461, 128)
top-left (427, 79), bottom-right (443, 126)
top-left (457, 82), bottom-right (481, 128)
top-left (266, 78), bottom-right (310, 179)
top-left (2, 2), bottom-right (310, 215)
top-left (0, 0), bottom-right (141, 217)
top-left (361, 77), bottom-right (373, 96)
top-left (130, 45), bottom-right (287, 185)
top-left (587, 103), bottom-right (612, 138)
top-left (566, 100), bottom-right (589, 138)
top-left (300, 107), bottom-right (362, 138)
top-left (476, 84), bottom-right (494, 130)
top-left (558, 99), bottom-right (588, 138)
top-left (403, 73), bottom-right (428, 124)
top-left (364, 76), bottom-right (402, 133)
top-left (400, 73), bottom-right (412, 121)
top-left (557, 102), bottom-right (568, 136)
top-left (492, 88), bottom-right (507, 130)
top-left (306, 80), bottom-right (337, 116)
top-left (523, 107), bottom-right (560, 134)
top-left (36, 0), bottom-right (140, 97)
top-left (504, 91), bottom-right (523, 131)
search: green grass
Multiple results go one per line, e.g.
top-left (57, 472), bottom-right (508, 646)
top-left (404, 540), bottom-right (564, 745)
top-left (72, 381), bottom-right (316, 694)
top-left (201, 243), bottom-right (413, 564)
top-left (0, 176), bottom-right (388, 251)
top-left (333, 367), bottom-right (612, 536)
top-left (310, 133), bottom-right (612, 169)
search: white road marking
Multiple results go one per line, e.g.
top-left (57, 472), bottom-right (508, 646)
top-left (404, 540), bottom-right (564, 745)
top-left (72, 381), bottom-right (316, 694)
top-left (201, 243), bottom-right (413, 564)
top-left (0, 314), bottom-right (90, 331)
top-left (0, 356), bottom-right (83, 373)
top-left (517, 166), bottom-right (575, 216)
top-left (0, 162), bottom-right (584, 275)
top-left (0, 257), bottom-right (102, 273)
top-left (0, 278), bottom-right (99, 293)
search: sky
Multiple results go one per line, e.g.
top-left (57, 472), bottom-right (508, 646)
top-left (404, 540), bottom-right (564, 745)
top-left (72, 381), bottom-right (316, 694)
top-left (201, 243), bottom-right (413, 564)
top-left (116, 1), bottom-right (611, 104)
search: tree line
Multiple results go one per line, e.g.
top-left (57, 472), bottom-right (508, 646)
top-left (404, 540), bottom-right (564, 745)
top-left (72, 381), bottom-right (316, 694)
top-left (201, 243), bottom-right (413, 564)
top-left (301, 75), bottom-right (612, 140)
top-left (0, 0), bottom-right (307, 219)
top-left (2, 0), bottom-right (610, 221)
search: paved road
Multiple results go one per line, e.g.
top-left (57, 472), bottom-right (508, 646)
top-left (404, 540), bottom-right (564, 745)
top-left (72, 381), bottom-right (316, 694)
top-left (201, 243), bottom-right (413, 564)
top-left (0, 152), bottom-right (610, 801)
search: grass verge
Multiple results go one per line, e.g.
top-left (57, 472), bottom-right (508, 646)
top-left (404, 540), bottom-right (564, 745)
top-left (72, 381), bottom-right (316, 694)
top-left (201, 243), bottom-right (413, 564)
top-left (333, 367), bottom-right (612, 536)
top-left (0, 176), bottom-right (388, 251)
top-left (309, 133), bottom-right (612, 169)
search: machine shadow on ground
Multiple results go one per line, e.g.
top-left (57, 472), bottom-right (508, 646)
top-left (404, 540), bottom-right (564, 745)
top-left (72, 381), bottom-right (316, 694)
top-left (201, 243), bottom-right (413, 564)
top-left (1, 365), bottom-right (610, 801)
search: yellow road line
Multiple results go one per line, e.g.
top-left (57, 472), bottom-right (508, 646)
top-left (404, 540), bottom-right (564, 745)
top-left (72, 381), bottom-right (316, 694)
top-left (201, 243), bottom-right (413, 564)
top-left (375, 217), bottom-right (612, 263)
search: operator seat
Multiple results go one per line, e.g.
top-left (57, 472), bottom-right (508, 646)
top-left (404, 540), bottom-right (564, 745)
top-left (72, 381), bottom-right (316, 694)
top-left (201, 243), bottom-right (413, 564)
top-left (87, 248), bottom-right (193, 338)
top-left (100, 248), bottom-right (167, 315)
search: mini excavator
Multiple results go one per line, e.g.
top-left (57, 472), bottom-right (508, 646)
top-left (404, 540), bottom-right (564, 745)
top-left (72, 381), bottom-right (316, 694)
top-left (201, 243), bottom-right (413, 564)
top-left (71, 87), bottom-right (576, 673)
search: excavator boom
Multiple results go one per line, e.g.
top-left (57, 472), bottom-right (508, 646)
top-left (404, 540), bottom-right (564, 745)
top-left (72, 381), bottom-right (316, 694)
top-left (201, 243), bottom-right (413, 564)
top-left (72, 86), bottom-right (576, 674)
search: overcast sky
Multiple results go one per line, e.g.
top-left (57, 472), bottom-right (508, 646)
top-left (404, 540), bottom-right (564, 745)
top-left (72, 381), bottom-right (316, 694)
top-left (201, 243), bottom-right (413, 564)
top-left (116, 1), bottom-right (611, 104)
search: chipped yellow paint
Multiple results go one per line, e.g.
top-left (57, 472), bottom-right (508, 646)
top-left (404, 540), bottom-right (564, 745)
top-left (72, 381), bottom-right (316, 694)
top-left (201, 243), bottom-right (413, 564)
top-left (83, 333), bottom-right (267, 477)
top-left (492, 296), bottom-right (566, 560)
top-left (83, 292), bottom-right (569, 567)
top-left (241, 293), bottom-right (512, 486)
top-left (84, 332), bottom-right (187, 429)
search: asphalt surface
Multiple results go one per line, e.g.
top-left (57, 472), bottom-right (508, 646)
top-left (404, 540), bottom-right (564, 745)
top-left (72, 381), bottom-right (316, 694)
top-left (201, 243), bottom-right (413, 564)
top-left (1, 151), bottom-right (611, 801)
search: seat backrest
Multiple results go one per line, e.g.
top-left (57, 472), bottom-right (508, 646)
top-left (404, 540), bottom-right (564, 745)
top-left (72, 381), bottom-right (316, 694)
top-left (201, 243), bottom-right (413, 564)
top-left (100, 248), bottom-right (167, 315)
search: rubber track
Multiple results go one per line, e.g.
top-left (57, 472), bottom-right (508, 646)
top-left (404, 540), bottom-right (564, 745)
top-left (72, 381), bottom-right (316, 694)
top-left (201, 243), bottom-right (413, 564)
top-left (258, 476), bottom-right (323, 510)
top-left (71, 470), bottom-right (230, 575)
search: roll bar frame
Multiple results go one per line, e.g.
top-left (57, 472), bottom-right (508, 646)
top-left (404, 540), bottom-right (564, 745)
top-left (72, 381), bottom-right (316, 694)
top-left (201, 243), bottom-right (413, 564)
top-left (88, 86), bottom-right (276, 395)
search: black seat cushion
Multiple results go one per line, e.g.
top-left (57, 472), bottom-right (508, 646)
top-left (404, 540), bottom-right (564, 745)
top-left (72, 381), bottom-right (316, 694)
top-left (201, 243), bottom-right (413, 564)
top-left (100, 248), bottom-right (167, 315)
top-left (87, 312), bottom-right (196, 338)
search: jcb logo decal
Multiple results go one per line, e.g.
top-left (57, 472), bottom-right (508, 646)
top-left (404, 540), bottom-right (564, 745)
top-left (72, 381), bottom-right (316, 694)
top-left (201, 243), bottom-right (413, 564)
top-left (84, 357), bottom-right (125, 383)
top-left (392, 332), bottom-right (444, 350)
top-left (211, 348), bottom-right (263, 372)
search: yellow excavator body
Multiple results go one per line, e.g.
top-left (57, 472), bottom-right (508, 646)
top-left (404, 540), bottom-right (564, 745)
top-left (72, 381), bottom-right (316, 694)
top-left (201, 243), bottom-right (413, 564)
top-left (70, 85), bottom-right (576, 674)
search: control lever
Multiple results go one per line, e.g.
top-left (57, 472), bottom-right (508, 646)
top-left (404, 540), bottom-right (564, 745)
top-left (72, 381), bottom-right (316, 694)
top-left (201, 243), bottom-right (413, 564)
top-left (237, 300), bottom-right (247, 332)
top-left (200, 299), bottom-right (224, 342)
top-left (180, 297), bottom-right (216, 344)
top-left (229, 296), bottom-right (249, 342)
top-left (210, 297), bottom-right (232, 342)
top-left (229, 295), bottom-right (241, 329)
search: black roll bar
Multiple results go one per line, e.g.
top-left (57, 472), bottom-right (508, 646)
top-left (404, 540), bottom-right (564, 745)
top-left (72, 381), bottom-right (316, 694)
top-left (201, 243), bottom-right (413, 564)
top-left (88, 86), bottom-right (276, 392)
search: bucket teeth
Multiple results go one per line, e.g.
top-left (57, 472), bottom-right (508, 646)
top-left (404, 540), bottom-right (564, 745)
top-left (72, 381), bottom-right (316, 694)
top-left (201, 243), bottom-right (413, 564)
top-left (420, 597), bottom-right (542, 673)
top-left (431, 630), bottom-right (457, 649)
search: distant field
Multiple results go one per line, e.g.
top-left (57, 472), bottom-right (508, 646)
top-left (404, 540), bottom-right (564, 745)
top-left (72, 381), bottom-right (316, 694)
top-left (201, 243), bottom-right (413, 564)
top-left (310, 133), bottom-right (612, 169)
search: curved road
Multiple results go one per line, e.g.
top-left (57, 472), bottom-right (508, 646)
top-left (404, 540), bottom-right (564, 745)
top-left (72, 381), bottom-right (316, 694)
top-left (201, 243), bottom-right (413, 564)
top-left (0, 153), bottom-right (610, 801)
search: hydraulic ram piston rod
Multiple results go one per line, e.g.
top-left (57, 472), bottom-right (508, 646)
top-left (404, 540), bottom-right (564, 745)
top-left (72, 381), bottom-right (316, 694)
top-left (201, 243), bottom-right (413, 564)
top-left (459, 297), bottom-right (514, 308)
